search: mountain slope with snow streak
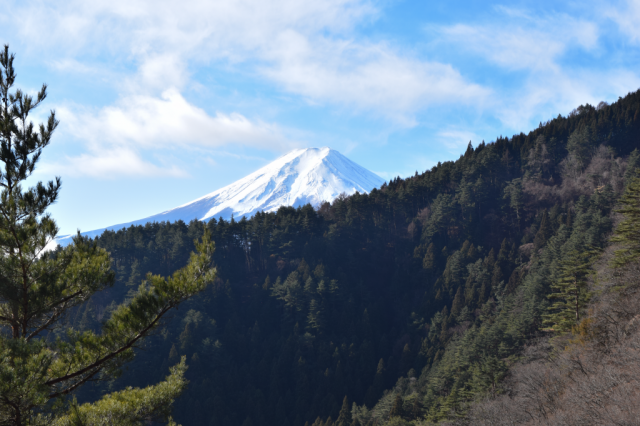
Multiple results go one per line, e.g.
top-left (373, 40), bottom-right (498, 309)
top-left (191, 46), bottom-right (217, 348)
top-left (55, 147), bottom-right (384, 246)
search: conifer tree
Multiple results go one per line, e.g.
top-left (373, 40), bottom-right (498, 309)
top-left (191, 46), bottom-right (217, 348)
top-left (611, 170), bottom-right (640, 267)
top-left (422, 243), bottom-right (435, 270)
top-left (543, 249), bottom-right (597, 331)
top-left (307, 299), bottom-right (323, 332)
top-left (566, 126), bottom-right (595, 168)
top-left (0, 46), bottom-right (216, 425)
top-left (503, 178), bottom-right (522, 221)
top-left (533, 210), bottom-right (553, 251)
top-left (389, 395), bottom-right (404, 418)
top-left (336, 396), bottom-right (352, 426)
top-left (450, 287), bottom-right (463, 317)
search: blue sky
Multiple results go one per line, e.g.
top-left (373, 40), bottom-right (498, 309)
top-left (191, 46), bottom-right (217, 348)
top-left (1, 0), bottom-right (640, 235)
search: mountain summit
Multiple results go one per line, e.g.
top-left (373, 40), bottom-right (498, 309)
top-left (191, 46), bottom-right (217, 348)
top-left (56, 147), bottom-right (384, 246)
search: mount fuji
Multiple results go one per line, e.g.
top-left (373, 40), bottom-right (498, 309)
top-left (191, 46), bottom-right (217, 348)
top-left (55, 147), bottom-right (385, 247)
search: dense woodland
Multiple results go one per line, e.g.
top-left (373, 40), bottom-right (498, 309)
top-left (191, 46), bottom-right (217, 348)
top-left (68, 90), bottom-right (640, 425)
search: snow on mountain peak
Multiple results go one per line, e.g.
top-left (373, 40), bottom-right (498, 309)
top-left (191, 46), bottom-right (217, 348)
top-left (54, 147), bottom-right (384, 246)
top-left (163, 146), bottom-right (383, 222)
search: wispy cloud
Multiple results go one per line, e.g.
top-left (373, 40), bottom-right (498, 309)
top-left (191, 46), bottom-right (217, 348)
top-left (261, 33), bottom-right (489, 123)
top-left (40, 148), bottom-right (188, 179)
top-left (58, 89), bottom-right (295, 150)
top-left (433, 6), bottom-right (639, 132)
top-left (606, 0), bottom-right (640, 44)
top-left (7, 0), bottom-right (488, 124)
top-left (46, 88), bottom-right (298, 178)
top-left (438, 11), bottom-right (598, 72)
top-left (6, 0), bottom-right (640, 182)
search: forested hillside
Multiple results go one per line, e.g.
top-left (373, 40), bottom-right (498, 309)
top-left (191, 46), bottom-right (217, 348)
top-left (70, 90), bottom-right (640, 425)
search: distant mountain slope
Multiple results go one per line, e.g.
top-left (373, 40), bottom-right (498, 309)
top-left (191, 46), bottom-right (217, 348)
top-left (71, 90), bottom-right (640, 426)
top-left (55, 147), bottom-right (384, 246)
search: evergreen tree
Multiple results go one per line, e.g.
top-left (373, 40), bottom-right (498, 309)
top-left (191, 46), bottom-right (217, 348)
top-left (533, 210), bottom-right (553, 251)
top-left (624, 149), bottom-right (640, 183)
top-left (543, 249), bottom-right (597, 331)
top-left (0, 46), bottom-right (216, 425)
top-left (503, 179), bottom-right (523, 221)
top-left (307, 299), bottom-right (323, 332)
top-left (127, 259), bottom-right (142, 287)
top-left (450, 287), bottom-right (463, 317)
top-left (422, 243), bottom-right (435, 270)
top-left (611, 170), bottom-right (640, 267)
top-left (566, 126), bottom-right (595, 167)
top-left (389, 395), bottom-right (404, 418)
top-left (336, 396), bottom-right (352, 426)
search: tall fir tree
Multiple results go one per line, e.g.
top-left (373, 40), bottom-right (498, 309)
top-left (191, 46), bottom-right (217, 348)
top-left (543, 249), bottom-right (598, 331)
top-left (611, 169), bottom-right (640, 267)
top-left (335, 396), bottom-right (352, 426)
top-left (533, 210), bottom-right (553, 251)
top-left (389, 395), bottom-right (404, 418)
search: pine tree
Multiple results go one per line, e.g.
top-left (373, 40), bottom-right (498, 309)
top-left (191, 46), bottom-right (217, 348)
top-left (503, 178), bottom-right (523, 221)
top-left (335, 396), bottom-right (352, 426)
top-left (422, 243), bottom-right (435, 270)
top-left (389, 395), bottom-right (404, 418)
top-left (450, 287), bottom-right (463, 317)
top-left (365, 359), bottom-right (386, 407)
top-left (0, 46), bottom-right (217, 425)
top-left (169, 344), bottom-right (179, 362)
top-left (262, 275), bottom-right (271, 290)
top-left (127, 259), bottom-right (142, 287)
top-left (307, 299), bottom-right (324, 332)
top-left (611, 170), bottom-right (640, 267)
top-left (543, 249), bottom-right (597, 331)
top-left (409, 397), bottom-right (423, 420)
top-left (533, 210), bottom-right (553, 251)
top-left (623, 148), bottom-right (640, 183)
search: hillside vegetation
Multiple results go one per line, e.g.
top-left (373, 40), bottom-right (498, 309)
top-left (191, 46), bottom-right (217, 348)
top-left (70, 91), bottom-right (640, 425)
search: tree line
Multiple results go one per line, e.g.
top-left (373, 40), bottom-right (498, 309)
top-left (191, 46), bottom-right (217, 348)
top-left (73, 89), bottom-right (640, 425)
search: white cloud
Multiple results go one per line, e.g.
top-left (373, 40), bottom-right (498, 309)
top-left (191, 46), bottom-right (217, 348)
top-left (6, 0), bottom-right (487, 122)
top-left (41, 148), bottom-right (188, 179)
top-left (262, 32), bottom-right (489, 122)
top-left (12, 0), bottom-right (377, 56)
top-left (47, 88), bottom-right (298, 178)
top-left (58, 88), bottom-right (294, 150)
top-left (606, 0), bottom-right (640, 44)
top-left (436, 8), bottom-right (599, 73)
top-left (497, 68), bottom-right (640, 131)
top-left (439, 18), bottom-right (598, 72)
top-left (433, 7), bottom-right (640, 132)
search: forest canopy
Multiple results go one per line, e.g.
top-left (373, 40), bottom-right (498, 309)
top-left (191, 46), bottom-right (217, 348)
top-left (64, 88), bottom-right (640, 425)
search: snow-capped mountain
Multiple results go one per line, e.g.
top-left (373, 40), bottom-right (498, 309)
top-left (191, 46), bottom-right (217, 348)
top-left (55, 147), bottom-right (384, 247)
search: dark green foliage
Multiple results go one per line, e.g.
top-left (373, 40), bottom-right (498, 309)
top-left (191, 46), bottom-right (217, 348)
top-left (68, 90), bottom-right (640, 425)
top-left (612, 170), bottom-right (640, 266)
top-left (543, 249), bottom-right (598, 331)
top-left (624, 148), bottom-right (640, 182)
top-left (389, 395), bottom-right (404, 418)
top-left (566, 126), bottom-right (596, 168)
top-left (0, 47), bottom-right (216, 426)
top-left (533, 210), bottom-right (553, 250)
top-left (335, 396), bottom-right (351, 426)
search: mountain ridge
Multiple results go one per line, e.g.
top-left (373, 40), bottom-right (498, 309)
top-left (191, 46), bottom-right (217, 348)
top-left (55, 147), bottom-right (384, 246)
